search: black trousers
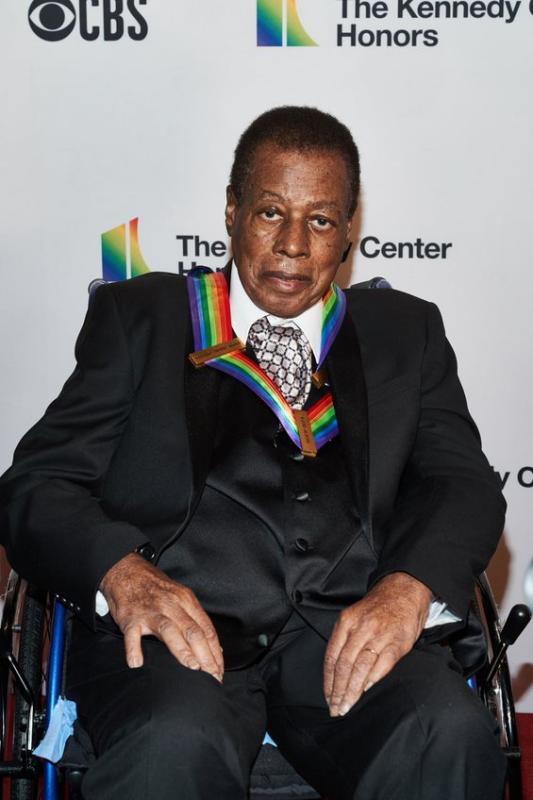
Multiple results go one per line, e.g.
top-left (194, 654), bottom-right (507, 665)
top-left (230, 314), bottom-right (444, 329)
top-left (66, 612), bottom-right (506, 800)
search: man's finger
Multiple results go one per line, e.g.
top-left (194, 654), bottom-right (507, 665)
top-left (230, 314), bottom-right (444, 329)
top-left (123, 623), bottom-right (145, 669)
top-left (158, 614), bottom-right (222, 681)
top-left (202, 625), bottom-right (225, 677)
top-left (323, 620), bottom-right (351, 700)
top-left (184, 601), bottom-right (225, 675)
top-left (328, 644), bottom-right (378, 715)
top-left (157, 625), bottom-right (202, 672)
top-left (327, 639), bottom-right (363, 711)
top-left (362, 644), bottom-right (403, 692)
top-left (337, 644), bottom-right (404, 716)
top-left (333, 648), bottom-right (381, 715)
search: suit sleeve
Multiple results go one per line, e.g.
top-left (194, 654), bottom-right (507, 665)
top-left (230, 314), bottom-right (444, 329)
top-left (371, 302), bottom-right (506, 619)
top-left (0, 285), bottom-right (148, 628)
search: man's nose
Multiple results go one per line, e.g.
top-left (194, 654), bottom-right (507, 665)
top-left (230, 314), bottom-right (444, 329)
top-left (274, 218), bottom-right (310, 259)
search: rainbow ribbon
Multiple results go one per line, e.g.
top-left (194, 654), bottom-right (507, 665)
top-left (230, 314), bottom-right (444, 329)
top-left (187, 272), bottom-right (345, 455)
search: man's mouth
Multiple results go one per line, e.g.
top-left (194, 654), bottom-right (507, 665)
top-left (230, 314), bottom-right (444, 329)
top-left (263, 270), bottom-right (311, 291)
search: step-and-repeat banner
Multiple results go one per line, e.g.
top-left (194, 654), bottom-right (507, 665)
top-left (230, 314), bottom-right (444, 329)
top-left (1, 1), bottom-right (532, 708)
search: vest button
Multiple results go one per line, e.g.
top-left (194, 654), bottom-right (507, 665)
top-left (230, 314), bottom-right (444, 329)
top-left (294, 537), bottom-right (311, 552)
top-left (293, 590), bottom-right (303, 604)
top-left (257, 633), bottom-right (269, 647)
top-left (293, 491), bottom-right (310, 502)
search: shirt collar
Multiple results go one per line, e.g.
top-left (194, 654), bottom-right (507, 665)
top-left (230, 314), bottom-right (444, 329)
top-left (229, 262), bottom-right (323, 362)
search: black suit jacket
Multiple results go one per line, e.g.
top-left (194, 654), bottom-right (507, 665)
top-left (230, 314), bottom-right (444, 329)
top-left (0, 271), bottom-right (505, 643)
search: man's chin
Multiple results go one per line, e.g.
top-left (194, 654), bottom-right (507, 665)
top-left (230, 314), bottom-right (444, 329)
top-left (258, 293), bottom-right (314, 318)
top-left (252, 280), bottom-right (316, 318)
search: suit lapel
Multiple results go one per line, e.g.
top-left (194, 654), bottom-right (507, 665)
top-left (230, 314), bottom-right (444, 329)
top-left (326, 308), bottom-right (370, 535)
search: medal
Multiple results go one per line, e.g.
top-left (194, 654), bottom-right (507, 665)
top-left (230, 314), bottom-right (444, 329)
top-left (187, 271), bottom-right (345, 457)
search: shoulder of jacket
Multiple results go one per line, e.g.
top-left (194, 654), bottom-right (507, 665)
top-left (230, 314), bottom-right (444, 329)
top-left (94, 272), bottom-right (188, 314)
top-left (105, 271), bottom-right (186, 299)
top-left (89, 273), bottom-right (190, 332)
top-left (344, 283), bottom-right (436, 317)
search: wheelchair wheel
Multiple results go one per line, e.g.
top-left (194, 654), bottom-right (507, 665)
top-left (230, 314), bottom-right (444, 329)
top-left (10, 581), bottom-right (48, 800)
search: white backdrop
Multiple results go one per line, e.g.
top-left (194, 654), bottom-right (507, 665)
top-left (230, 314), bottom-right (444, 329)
top-left (1, 0), bottom-right (532, 709)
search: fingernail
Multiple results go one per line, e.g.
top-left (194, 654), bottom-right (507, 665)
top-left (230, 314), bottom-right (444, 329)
top-left (129, 657), bottom-right (142, 669)
top-left (339, 703), bottom-right (350, 716)
top-left (189, 661), bottom-right (201, 670)
top-left (364, 681), bottom-right (374, 692)
top-left (329, 705), bottom-right (339, 717)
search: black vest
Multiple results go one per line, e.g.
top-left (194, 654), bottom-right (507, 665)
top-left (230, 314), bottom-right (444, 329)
top-left (159, 371), bottom-right (376, 669)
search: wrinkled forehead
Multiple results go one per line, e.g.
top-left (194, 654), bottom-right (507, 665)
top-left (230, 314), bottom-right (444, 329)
top-left (242, 143), bottom-right (352, 213)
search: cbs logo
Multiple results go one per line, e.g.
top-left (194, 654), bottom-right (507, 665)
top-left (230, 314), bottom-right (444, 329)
top-left (28, 0), bottom-right (148, 42)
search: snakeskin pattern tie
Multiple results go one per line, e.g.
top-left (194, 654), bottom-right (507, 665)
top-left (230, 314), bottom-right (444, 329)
top-left (247, 316), bottom-right (313, 409)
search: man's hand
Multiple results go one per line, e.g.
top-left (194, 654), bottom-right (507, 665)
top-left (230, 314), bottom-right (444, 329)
top-left (100, 553), bottom-right (224, 681)
top-left (323, 572), bottom-right (432, 717)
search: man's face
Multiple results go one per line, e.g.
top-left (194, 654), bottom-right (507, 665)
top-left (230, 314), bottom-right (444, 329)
top-left (225, 143), bottom-right (353, 318)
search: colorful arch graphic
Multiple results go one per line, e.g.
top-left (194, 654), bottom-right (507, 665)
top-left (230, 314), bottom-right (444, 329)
top-left (101, 217), bottom-right (151, 281)
top-left (257, 0), bottom-right (317, 47)
top-left (286, 0), bottom-right (317, 46)
top-left (257, 0), bottom-right (283, 45)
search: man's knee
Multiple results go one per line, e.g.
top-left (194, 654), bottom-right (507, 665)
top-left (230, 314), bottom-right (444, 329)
top-left (422, 681), bottom-right (504, 764)
top-left (80, 665), bottom-right (253, 800)
top-left (146, 670), bottom-right (243, 766)
top-left (401, 652), bottom-right (507, 796)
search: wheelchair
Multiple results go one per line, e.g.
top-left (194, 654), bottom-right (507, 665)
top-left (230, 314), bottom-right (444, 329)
top-left (0, 568), bottom-right (530, 800)
top-left (1, 275), bottom-right (530, 798)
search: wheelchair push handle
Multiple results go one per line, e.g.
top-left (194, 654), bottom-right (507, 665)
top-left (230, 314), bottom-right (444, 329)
top-left (500, 603), bottom-right (531, 646)
top-left (484, 603), bottom-right (531, 686)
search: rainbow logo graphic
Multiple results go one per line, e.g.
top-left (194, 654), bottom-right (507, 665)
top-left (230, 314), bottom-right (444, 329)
top-left (101, 217), bottom-right (151, 281)
top-left (257, 0), bottom-right (317, 46)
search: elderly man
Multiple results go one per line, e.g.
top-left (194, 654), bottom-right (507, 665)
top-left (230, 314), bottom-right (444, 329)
top-left (0, 107), bottom-right (506, 799)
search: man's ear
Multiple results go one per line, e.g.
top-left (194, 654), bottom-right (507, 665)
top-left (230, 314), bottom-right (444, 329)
top-left (341, 217), bottom-right (353, 263)
top-left (225, 186), bottom-right (238, 236)
top-left (341, 242), bottom-right (352, 263)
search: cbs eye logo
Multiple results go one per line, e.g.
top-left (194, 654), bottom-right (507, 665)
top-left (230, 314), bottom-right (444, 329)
top-left (28, 0), bottom-right (148, 42)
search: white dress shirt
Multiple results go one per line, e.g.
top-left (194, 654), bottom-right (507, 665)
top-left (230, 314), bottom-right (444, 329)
top-left (97, 266), bottom-right (460, 629)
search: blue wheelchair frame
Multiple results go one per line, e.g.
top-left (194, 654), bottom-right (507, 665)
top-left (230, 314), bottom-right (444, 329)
top-left (43, 602), bottom-right (66, 800)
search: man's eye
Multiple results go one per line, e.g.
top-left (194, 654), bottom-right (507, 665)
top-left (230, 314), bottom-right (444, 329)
top-left (311, 217), bottom-right (333, 229)
top-left (260, 209), bottom-right (281, 220)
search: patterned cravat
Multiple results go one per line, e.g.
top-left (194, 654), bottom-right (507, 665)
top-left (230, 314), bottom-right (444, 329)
top-left (247, 316), bottom-right (313, 410)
